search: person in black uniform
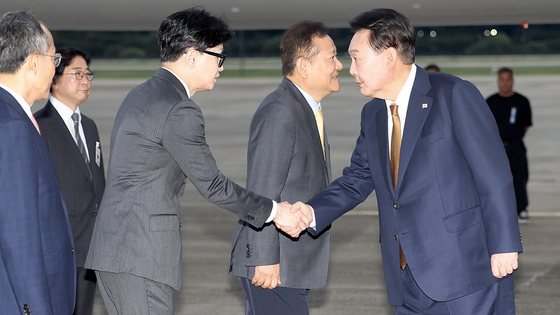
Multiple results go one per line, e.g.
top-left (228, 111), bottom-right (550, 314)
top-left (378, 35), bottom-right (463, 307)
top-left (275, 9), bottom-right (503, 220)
top-left (486, 67), bottom-right (532, 222)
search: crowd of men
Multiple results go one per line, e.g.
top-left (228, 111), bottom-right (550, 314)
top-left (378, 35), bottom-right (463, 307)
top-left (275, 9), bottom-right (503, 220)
top-left (0, 6), bottom-right (526, 315)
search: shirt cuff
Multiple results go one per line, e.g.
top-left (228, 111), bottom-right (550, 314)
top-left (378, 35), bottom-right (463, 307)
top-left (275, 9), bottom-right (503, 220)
top-left (265, 200), bottom-right (277, 223)
top-left (309, 205), bottom-right (317, 230)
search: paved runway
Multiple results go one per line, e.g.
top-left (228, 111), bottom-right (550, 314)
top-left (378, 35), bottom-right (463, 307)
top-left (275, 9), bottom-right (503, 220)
top-left (41, 74), bottom-right (559, 314)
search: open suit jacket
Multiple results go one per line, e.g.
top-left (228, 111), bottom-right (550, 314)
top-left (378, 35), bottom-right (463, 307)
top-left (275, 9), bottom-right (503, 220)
top-left (230, 78), bottom-right (332, 289)
top-left (85, 68), bottom-right (273, 291)
top-left (0, 88), bottom-right (76, 314)
top-left (307, 68), bottom-right (523, 305)
top-left (34, 101), bottom-right (106, 268)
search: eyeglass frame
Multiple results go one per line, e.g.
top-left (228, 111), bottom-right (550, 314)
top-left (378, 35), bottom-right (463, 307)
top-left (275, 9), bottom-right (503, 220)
top-left (39, 53), bottom-right (62, 67)
top-left (62, 70), bottom-right (95, 81)
top-left (196, 49), bottom-right (226, 68)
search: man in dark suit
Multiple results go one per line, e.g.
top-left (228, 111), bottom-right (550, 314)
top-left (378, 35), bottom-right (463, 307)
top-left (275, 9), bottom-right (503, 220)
top-left (85, 8), bottom-right (310, 315)
top-left (230, 21), bottom-right (342, 315)
top-left (292, 9), bottom-right (522, 314)
top-left (34, 47), bottom-right (105, 315)
top-left (0, 11), bottom-right (76, 315)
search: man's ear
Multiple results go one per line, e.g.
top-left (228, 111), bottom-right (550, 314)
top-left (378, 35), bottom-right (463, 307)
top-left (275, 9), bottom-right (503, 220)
top-left (184, 50), bottom-right (198, 69)
top-left (385, 47), bottom-right (398, 69)
top-left (27, 53), bottom-right (40, 75)
top-left (51, 76), bottom-right (58, 90)
top-left (295, 57), bottom-right (309, 79)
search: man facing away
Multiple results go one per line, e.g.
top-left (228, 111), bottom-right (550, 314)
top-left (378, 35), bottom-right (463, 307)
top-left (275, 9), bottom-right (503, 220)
top-left (486, 67), bottom-right (532, 223)
top-left (34, 47), bottom-right (105, 315)
top-left (84, 7), bottom-right (311, 315)
top-left (293, 8), bottom-right (522, 315)
top-left (230, 21), bottom-right (343, 315)
top-left (0, 11), bottom-right (76, 315)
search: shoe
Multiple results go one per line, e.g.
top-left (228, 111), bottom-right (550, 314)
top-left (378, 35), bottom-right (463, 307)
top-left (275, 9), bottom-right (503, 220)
top-left (518, 210), bottom-right (529, 224)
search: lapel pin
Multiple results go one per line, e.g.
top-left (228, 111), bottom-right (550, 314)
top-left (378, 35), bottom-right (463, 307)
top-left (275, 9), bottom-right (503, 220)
top-left (422, 103), bottom-right (428, 109)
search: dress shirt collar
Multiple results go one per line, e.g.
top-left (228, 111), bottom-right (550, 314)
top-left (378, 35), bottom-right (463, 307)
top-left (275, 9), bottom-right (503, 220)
top-left (161, 67), bottom-right (191, 98)
top-left (385, 64), bottom-right (417, 110)
top-left (0, 82), bottom-right (33, 119)
top-left (290, 80), bottom-right (321, 114)
top-left (50, 95), bottom-right (81, 121)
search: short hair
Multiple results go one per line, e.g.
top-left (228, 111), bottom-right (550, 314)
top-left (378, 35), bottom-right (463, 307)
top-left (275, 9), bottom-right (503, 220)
top-left (158, 7), bottom-right (233, 62)
top-left (54, 47), bottom-right (91, 77)
top-left (51, 47), bottom-right (92, 92)
top-left (497, 67), bottom-right (513, 76)
top-left (425, 64), bottom-right (440, 72)
top-left (350, 8), bottom-right (416, 65)
top-left (0, 11), bottom-right (50, 74)
top-left (280, 21), bottom-right (329, 77)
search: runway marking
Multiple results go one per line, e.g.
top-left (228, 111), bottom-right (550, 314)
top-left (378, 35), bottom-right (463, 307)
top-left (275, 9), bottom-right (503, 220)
top-left (519, 260), bottom-right (560, 287)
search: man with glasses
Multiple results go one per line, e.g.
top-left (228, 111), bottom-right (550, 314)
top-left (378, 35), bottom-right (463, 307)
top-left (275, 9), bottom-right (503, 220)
top-left (85, 7), bottom-right (311, 315)
top-left (34, 47), bottom-right (105, 315)
top-left (0, 11), bottom-right (76, 315)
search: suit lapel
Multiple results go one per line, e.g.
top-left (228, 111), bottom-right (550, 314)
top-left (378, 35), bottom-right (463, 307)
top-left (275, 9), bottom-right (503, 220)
top-left (0, 89), bottom-right (43, 144)
top-left (282, 78), bottom-right (330, 184)
top-left (44, 102), bottom-right (93, 183)
top-left (372, 103), bottom-right (395, 195)
top-left (82, 116), bottom-right (99, 176)
top-left (396, 69), bottom-right (433, 194)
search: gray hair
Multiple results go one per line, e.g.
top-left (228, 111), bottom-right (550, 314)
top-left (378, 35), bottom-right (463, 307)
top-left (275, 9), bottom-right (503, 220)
top-left (0, 11), bottom-right (50, 74)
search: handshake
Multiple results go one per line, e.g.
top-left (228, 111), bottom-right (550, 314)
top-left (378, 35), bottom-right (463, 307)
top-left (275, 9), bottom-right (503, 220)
top-left (272, 201), bottom-right (313, 238)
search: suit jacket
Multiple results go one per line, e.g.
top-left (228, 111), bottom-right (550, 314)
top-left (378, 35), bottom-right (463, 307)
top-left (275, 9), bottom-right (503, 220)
top-left (0, 88), bottom-right (76, 314)
top-left (34, 101), bottom-right (106, 267)
top-left (307, 67), bottom-right (523, 305)
top-left (85, 68), bottom-right (273, 290)
top-left (229, 78), bottom-right (332, 289)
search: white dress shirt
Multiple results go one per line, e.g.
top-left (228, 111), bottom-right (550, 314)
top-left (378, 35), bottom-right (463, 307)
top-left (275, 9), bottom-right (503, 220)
top-left (385, 64), bottom-right (417, 154)
top-left (50, 96), bottom-right (90, 160)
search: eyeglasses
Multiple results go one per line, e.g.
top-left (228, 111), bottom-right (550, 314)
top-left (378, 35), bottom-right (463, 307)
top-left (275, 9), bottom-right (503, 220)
top-left (197, 49), bottom-right (226, 68)
top-left (63, 70), bottom-right (95, 81)
top-left (40, 53), bottom-right (62, 67)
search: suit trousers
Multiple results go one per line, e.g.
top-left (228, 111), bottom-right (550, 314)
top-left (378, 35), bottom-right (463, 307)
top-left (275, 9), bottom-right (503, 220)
top-left (239, 277), bottom-right (310, 315)
top-left (96, 271), bottom-right (174, 315)
top-left (74, 267), bottom-right (97, 315)
top-left (396, 266), bottom-right (515, 315)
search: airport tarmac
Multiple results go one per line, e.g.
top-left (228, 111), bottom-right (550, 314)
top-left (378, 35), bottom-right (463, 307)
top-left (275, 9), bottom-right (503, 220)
top-left (44, 74), bottom-right (560, 315)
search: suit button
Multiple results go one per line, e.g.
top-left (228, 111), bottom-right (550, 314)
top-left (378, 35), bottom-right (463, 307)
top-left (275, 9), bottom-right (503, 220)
top-left (91, 212), bottom-right (97, 217)
top-left (394, 235), bottom-right (399, 240)
top-left (179, 222), bottom-right (183, 228)
top-left (71, 248), bottom-right (75, 254)
top-left (246, 244), bottom-right (251, 258)
top-left (246, 215), bottom-right (255, 221)
top-left (393, 203), bottom-right (401, 209)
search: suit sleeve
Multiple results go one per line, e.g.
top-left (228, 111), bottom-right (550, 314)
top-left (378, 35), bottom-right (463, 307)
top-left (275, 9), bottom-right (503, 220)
top-left (244, 102), bottom-right (296, 266)
top-left (450, 80), bottom-right (523, 254)
top-left (308, 106), bottom-right (375, 234)
top-left (161, 99), bottom-right (273, 228)
top-left (0, 120), bottom-right (54, 315)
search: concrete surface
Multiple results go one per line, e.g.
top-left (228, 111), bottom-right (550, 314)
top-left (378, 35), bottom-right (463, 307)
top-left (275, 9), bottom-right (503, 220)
top-left (45, 74), bottom-right (559, 315)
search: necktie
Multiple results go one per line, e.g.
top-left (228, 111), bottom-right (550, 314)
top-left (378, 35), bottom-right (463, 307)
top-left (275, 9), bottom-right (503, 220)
top-left (390, 103), bottom-right (407, 270)
top-left (30, 115), bottom-right (40, 134)
top-left (315, 108), bottom-right (325, 158)
top-left (72, 113), bottom-right (92, 178)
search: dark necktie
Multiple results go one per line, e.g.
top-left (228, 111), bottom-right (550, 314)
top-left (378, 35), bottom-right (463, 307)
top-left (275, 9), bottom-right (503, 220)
top-left (390, 104), bottom-right (407, 270)
top-left (72, 113), bottom-right (92, 178)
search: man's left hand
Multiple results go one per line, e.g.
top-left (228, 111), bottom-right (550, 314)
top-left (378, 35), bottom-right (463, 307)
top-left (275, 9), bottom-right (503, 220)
top-left (491, 252), bottom-right (519, 278)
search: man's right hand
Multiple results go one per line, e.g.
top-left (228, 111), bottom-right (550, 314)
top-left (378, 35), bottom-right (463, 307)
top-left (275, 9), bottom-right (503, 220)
top-left (273, 201), bottom-right (312, 238)
top-left (252, 264), bottom-right (281, 289)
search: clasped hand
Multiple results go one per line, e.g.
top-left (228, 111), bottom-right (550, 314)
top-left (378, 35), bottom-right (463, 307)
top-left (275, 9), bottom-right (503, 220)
top-left (273, 201), bottom-right (313, 238)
